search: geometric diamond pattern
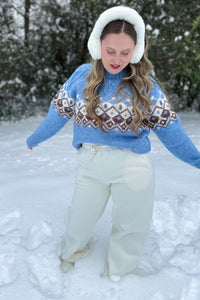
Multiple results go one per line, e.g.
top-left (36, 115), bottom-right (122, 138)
top-left (148, 96), bottom-right (178, 130)
top-left (53, 86), bottom-right (75, 118)
top-left (53, 87), bottom-right (178, 132)
top-left (75, 99), bottom-right (134, 133)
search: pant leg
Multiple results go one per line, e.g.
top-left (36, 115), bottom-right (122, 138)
top-left (59, 163), bottom-right (111, 262)
top-left (107, 152), bottom-right (155, 276)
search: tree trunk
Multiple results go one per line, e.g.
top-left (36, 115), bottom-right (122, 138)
top-left (24, 0), bottom-right (31, 44)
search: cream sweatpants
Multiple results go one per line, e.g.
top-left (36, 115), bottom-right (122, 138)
top-left (59, 144), bottom-right (155, 276)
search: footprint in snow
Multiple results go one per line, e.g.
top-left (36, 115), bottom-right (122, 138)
top-left (23, 221), bottom-right (53, 250)
top-left (0, 210), bottom-right (21, 235)
top-left (180, 278), bottom-right (200, 300)
top-left (0, 254), bottom-right (18, 286)
top-left (169, 244), bottom-right (200, 275)
top-left (27, 253), bottom-right (68, 298)
top-left (150, 292), bottom-right (167, 300)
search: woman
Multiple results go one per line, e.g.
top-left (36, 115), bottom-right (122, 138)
top-left (27, 6), bottom-right (200, 277)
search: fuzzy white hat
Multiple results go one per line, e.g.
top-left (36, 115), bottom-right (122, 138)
top-left (88, 6), bottom-right (145, 64)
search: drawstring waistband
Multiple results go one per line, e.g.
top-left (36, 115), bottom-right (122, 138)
top-left (82, 143), bottom-right (112, 160)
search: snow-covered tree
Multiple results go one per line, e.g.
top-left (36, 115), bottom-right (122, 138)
top-left (141, 0), bottom-right (200, 110)
top-left (0, 0), bottom-right (199, 120)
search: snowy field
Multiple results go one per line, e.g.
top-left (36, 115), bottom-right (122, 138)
top-left (0, 112), bottom-right (200, 300)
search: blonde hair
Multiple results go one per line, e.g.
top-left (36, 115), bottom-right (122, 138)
top-left (83, 21), bottom-right (156, 134)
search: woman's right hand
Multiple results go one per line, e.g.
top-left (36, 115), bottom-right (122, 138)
top-left (27, 145), bottom-right (38, 150)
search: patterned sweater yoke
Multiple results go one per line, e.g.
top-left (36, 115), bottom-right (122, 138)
top-left (27, 63), bottom-right (200, 169)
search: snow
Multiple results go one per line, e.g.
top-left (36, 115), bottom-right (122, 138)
top-left (0, 112), bottom-right (200, 300)
top-left (23, 221), bottom-right (53, 250)
top-left (146, 24), bottom-right (153, 31)
top-left (152, 29), bottom-right (160, 37)
top-left (175, 35), bottom-right (183, 42)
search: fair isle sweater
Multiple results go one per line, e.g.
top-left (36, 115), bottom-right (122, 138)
top-left (27, 63), bottom-right (200, 169)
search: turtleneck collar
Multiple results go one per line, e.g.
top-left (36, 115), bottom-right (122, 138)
top-left (105, 69), bottom-right (127, 80)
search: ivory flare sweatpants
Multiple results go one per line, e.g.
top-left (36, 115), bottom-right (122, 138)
top-left (59, 144), bottom-right (155, 276)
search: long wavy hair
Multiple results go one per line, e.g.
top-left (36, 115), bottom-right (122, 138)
top-left (83, 20), bottom-right (158, 134)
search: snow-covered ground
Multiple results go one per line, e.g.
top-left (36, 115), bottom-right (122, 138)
top-left (0, 112), bottom-right (200, 300)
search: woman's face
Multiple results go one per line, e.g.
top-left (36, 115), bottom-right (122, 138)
top-left (101, 32), bottom-right (135, 74)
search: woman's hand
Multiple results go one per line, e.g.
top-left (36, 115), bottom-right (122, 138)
top-left (27, 145), bottom-right (38, 150)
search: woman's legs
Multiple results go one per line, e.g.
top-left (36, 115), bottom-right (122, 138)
top-left (107, 152), bottom-right (155, 276)
top-left (59, 145), bottom-right (154, 276)
top-left (59, 161), bottom-right (111, 264)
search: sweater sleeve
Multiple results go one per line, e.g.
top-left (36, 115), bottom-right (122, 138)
top-left (149, 82), bottom-right (200, 169)
top-left (26, 65), bottom-right (85, 148)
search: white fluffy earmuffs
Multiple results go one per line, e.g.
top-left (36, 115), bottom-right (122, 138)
top-left (87, 6), bottom-right (145, 64)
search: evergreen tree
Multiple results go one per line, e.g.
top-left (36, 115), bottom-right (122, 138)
top-left (140, 0), bottom-right (200, 109)
top-left (0, 1), bottom-right (28, 120)
top-left (0, 0), bottom-right (199, 120)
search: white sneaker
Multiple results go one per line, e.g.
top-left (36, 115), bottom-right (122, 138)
top-left (109, 275), bottom-right (121, 282)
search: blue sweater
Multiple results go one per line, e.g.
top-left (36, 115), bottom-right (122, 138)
top-left (27, 63), bottom-right (200, 169)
